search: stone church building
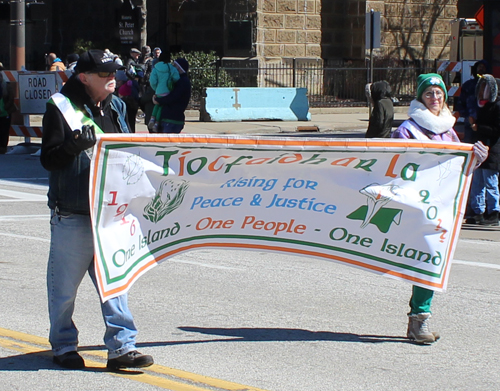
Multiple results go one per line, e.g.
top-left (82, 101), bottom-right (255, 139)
top-left (0, 0), bottom-right (481, 70)
top-left (161, 0), bottom-right (475, 66)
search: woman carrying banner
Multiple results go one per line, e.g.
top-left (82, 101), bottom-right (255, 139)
top-left (392, 73), bottom-right (488, 344)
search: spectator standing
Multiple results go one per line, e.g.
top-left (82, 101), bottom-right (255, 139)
top-left (116, 70), bottom-right (140, 133)
top-left (138, 46), bottom-right (163, 124)
top-left (147, 51), bottom-right (180, 132)
top-left (139, 46), bottom-right (154, 111)
top-left (139, 45), bottom-right (152, 64)
top-left (40, 49), bottom-right (154, 370)
top-left (151, 47), bottom-right (162, 67)
top-left (47, 53), bottom-right (67, 71)
top-left (153, 57), bottom-right (191, 134)
top-left (392, 73), bottom-right (488, 344)
top-left (0, 62), bottom-right (16, 154)
top-left (125, 48), bottom-right (146, 108)
top-left (104, 49), bottom-right (124, 67)
top-left (141, 47), bottom-right (154, 80)
top-left (115, 69), bottom-right (128, 94)
top-left (365, 80), bottom-right (394, 138)
top-left (66, 53), bottom-right (79, 72)
top-left (125, 48), bottom-right (143, 79)
top-left (113, 54), bottom-right (123, 66)
top-left (457, 60), bottom-right (488, 143)
top-left (466, 74), bottom-right (500, 226)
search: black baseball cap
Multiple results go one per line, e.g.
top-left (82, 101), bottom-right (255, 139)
top-left (75, 49), bottom-right (124, 74)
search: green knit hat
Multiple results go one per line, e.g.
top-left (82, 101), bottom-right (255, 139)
top-left (416, 73), bottom-right (447, 101)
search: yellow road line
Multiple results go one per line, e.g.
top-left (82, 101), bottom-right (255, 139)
top-left (0, 327), bottom-right (51, 347)
top-left (0, 327), bottom-right (268, 391)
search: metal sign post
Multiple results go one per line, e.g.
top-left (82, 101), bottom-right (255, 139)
top-left (365, 10), bottom-right (381, 84)
top-left (365, 10), bottom-right (381, 111)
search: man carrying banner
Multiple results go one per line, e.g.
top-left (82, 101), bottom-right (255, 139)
top-left (40, 49), bottom-right (154, 370)
top-left (392, 73), bottom-right (488, 344)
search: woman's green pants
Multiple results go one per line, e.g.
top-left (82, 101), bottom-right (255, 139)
top-left (409, 285), bottom-right (434, 314)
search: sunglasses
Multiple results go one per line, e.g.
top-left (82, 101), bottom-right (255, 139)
top-left (87, 71), bottom-right (116, 78)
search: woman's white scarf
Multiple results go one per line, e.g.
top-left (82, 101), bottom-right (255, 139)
top-left (408, 99), bottom-right (456, 135)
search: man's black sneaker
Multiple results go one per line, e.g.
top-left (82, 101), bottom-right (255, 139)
top-left (465, 214), bottom-right (484, 224)
top-left (53, 351), bottom-right (85, 369)
top-left (106, 350), bottom-right (154, 370)
top-left (479, 211), bottom-right (499, 226)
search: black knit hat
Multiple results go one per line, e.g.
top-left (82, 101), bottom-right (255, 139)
top-left (174, 58), bottom-right (189, 73)
top-left (75, 49), bottom-right (124, 74)
top-left (67, 53), bottom-right (80, 64)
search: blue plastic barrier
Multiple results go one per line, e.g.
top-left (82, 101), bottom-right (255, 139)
top-left (200, 87), bottom-right (311, 122)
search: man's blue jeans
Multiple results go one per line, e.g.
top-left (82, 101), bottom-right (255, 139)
top-left (47, 211), bottom-right (138, 358)
top-left (469, 168), bottom-right (500, 215)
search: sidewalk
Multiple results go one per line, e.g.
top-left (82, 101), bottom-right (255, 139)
top-left (139, 107), bottom-right (411, 136)
top-left (17, 107), bottom-right (410, 143)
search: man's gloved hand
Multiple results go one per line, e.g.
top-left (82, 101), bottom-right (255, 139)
top-left (64, 125), bottom-right (97, 155)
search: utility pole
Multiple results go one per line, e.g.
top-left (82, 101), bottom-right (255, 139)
top-left (140, 0), bottom-right (147, 48)
top-left (10, 0), bottom-right (26, 70)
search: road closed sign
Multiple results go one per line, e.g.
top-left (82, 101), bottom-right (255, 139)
top-left (18, 73), bottom-right (57, 114)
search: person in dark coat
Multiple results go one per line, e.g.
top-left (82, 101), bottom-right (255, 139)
top-left (466, 74), bottom-right (500, 226)
top-left (457, 60), bottom-right (488, 143)
top-left (365, 80), bottom-right (394, 138)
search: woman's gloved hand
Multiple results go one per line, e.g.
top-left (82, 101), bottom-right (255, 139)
top-left (472, 141), bottom-right (488, 168)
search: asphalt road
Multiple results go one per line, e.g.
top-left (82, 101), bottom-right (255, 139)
top-left (0, 151), bottom-right (499, 391)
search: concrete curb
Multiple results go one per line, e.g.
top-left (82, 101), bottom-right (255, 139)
top-left (185, 106), bottom-right (409, 119)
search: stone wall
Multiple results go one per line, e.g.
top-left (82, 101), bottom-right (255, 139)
top-left (256, 0), bottom-right (322, 63)
top-left (174, 0), bottom-right (225, 54)
top-left (374, 0), bottom-right (458, 61)
top-left (321, 0), bottom-right (366, 62)
top-left (321, 0), bottom-right (459, 63)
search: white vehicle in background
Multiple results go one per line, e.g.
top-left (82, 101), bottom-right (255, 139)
top-left (437, 18), bottom-right (483, 138)
top-left (449, 18), bottom-right (483, 84)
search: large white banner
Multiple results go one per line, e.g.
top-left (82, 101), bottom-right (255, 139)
top-left (89, 134), bottom-right (476, 302)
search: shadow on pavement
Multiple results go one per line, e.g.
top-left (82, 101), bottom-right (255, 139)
top-left (461, 224), bottom-right (500, 232)
top-left (0, 348), bottom-right (142, 373)
top-left (0, 326), bottom-right (419, 372)
top-left (173, 326), bottom-right (412, 344)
